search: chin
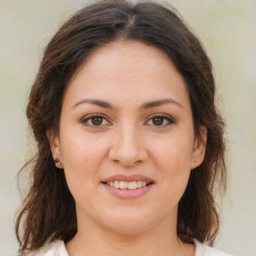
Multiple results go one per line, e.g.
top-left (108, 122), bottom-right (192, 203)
top-left (106, 220), bottom-right (150, 236)
top-left (99, 207), bottom-right (157, 235)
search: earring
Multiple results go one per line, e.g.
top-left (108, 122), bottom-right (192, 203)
top-left (54, 158), bottom-right (61, 166)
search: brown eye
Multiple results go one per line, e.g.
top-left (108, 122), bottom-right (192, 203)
top-left (82, 114), bottom-right (110, 127)
top-left (91, 116), bottom-right (103, 126)
top-left (152, 116), bottom-right (164, 126)
top-left (146, 115), bottom-right (174, 127)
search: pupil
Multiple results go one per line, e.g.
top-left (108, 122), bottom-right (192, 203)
top-left (92, 116), bottom-right (103, 125)
top-left (153, 117), bottom-right (163, 126)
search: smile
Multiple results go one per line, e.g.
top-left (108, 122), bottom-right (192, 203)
top-left (101, 174), bottom-right (154, 199)
top-left (106, 180), bottom-right (150, 189)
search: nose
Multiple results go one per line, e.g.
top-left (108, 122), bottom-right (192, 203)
top-left (108, 123), bottom-right (148, 167)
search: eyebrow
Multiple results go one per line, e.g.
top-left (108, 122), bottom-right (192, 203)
top-left (73, 98), bottom-right (183, 109)
top-left (140, 98), bottom-right (183, 110)
top-left (73, 99), bottom-right (114, 109)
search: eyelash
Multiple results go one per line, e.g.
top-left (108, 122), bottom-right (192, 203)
top-left (145, 114), bottom-right (175, 128)
top-left (81, 114), bottom-right (175, 128)
top-left (81, 114), bottom-right (111, 128)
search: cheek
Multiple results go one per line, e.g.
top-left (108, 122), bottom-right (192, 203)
top-left (152, 133), bottom-right (194, 171)
top-left (150, 135), bottom-right (193, 201)
top-left (160, 147), bottom-right (192, 189)
top-left (61, 128), bottom-right (107, 166)
top-left (59, 133), bottom-right (109, 195)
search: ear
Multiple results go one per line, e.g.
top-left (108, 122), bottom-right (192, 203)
top-left (47, 129), bottom-right (63, 169)
top-left (190, 126), bottom-right (207, 170)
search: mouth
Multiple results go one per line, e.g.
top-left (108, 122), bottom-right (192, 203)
top-left (102, 180), bottom-right (154, 190)
top-left (101, 174), bottom-right (154, 199)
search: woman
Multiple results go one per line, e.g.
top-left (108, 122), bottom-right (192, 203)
top-left (16, 0), bottom-right (233, 255)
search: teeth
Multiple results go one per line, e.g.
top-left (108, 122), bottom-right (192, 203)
top-left (114, 181), bottom-right (119, 188)
top-left (137, 181), bottom-right (142, 188)
top-left (120, 181), bottom-right (128, 189)
top-left (107, 181), bottom-right (148, 189)
top-left (128, 181), bottom-right (137, 189)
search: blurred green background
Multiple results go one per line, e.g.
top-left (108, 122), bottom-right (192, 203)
top-left (0, 0), bottom-right (255, 255)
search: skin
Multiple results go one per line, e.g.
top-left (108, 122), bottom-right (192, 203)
top-left (49, 40), bottom-right (206, 256)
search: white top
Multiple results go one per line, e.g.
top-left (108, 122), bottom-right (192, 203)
top-left (28, 239), bottom-right (234, 256)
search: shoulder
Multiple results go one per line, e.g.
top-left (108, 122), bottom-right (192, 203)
top-left (27, 240), bottom-right (68, 256)
top-left (195, 240), bottom-right (234, 256)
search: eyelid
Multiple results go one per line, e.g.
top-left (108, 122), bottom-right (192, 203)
top-left (81, 113), bottom-right (112, 127)
top-left (145, 114), bottom-right (175, 127)
top-left (80, 113), bottom-right (175, 128)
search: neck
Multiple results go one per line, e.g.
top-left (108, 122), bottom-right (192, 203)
top-left (66, 213), bottom-right (188, 256)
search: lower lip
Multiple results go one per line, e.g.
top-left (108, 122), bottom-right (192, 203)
top-left (102, 183), bottom-right (153, 199)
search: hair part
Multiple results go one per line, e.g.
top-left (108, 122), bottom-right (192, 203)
top-left (16, 0), bottom-right (226, 253)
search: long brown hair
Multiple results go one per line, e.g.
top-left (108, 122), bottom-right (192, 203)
top-left (16, 0), bottom-right (226, 253)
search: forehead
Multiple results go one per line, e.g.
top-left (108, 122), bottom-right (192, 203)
top-left (64, 40), bottom-right (190, 111)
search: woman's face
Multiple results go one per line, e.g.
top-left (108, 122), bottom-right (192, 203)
top-left (49, 41), bottom-right (206, 234)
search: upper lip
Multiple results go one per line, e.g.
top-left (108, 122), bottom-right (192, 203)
top-left (102, 174), bottom-right (154, 183)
